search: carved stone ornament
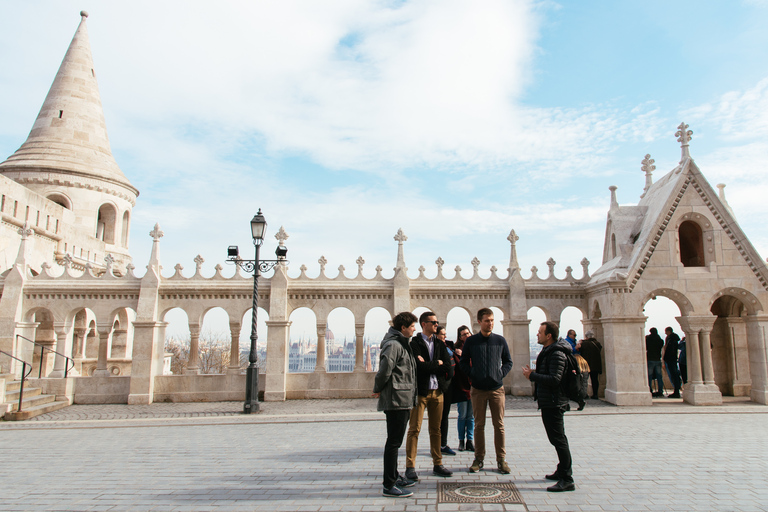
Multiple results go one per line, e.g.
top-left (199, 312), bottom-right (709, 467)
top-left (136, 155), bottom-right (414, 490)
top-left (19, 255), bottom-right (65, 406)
top-left (436, 257), bottom-right (445, 271)
top-left (507, 230), bottom-right (519, 245)
top-left (356, 256), bottom-right (365, 273)
top-left (275, 226), bottom-right (289, 245)
top-left (149, 223), bottom-right (164, 241)
top-left (194, 254), bottom-right (204, 272)
top-left (471, 257), bottom-right (480, 272)
top-left (394, 228), bottom-right (408, 243)
top-left (318, 256), bottom-right (327, 272)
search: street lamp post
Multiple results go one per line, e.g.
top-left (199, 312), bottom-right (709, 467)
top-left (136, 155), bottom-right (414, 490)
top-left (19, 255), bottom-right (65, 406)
top-left (227, 209), bottom-right (288, 414)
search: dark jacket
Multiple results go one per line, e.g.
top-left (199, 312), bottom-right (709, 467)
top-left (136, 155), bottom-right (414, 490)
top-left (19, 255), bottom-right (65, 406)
top-left (373, 327), bottom-right (418, 411)
top-left (663, 332), bottom-right (680, 364)
top-left (450, 346), bottom-right (471, 402)
top-left (459, 332), bottom-right (513, 391)
top-left (530, 338), bottom-right (571, 410)
top-left (579, 337), bottom-right (602, 374)
top-left (410, 333), bottom-right (453, 397)
top-left (646, 333), bottom-right (663, 361)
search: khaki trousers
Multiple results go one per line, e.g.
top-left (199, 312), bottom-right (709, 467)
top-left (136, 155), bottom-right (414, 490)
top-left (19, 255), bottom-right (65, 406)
top-left (471, 386), bottom-right (506, 462)
top-left (405, 390), bottom-right (443, 467)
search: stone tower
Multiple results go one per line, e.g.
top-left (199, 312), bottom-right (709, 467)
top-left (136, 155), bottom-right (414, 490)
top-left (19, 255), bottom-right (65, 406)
top-left (0, 11), bottom-right (138, 272)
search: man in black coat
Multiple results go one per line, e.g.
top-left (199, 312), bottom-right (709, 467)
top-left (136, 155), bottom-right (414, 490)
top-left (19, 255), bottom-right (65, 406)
top-left (576, 331), bottom-right (602, 399)
top-left (405, 311), bottom-right (454, 480)
top-left (523, 321), bottom-right (575, 492)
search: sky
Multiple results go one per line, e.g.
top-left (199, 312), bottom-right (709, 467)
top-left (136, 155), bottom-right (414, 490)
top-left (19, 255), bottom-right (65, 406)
top-left (2, 1), bottom-right (768, 343)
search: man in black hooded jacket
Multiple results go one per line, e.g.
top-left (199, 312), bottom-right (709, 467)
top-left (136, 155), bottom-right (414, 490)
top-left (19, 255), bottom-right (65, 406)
top-left (523, 321), bottom-right (575, 493)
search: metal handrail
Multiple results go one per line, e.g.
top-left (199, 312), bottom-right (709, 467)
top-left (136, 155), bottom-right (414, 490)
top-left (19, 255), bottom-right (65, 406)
top-left (16, 334), bottom-right (75, 379)
top-left (0, 348), bottom-right (34, 413)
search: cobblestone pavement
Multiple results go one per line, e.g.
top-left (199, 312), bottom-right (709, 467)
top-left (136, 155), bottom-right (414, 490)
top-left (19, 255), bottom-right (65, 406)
top-left (1, 397), bottom-right (767, 511)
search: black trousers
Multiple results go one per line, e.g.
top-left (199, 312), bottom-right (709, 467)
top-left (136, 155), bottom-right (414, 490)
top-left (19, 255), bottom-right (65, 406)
top-left (541, 407), bottom-right (573, 482)
top-left (679, 363), bottom-right (688, 384)
top-left (440, 396), bottom-right (451, 447)
top-left (383, 409), bottom-right (411, 488)
top-left (589, 371), bottom-right (600, 398)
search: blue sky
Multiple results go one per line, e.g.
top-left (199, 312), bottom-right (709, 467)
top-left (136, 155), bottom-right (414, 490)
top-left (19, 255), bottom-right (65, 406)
top-left (2, 1), bottom-right (768, 341)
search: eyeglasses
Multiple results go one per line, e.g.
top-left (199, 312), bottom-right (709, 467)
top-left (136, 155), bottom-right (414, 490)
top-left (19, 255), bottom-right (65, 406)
top-left (426, 320), bottom-right (439, 325)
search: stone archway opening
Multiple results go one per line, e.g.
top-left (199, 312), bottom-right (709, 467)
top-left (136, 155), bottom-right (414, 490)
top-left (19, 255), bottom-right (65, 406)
top-left (326, 307), bottom-right (355, 373)
top-left (364, 307), bottom-right (391, 372)
top-left (642, 295), bottom-right (683, 395)
top-left (710, 295), bottom-right (751, 396)
top-left (240, 307), bottom-right (269, 371)
top-left (288, 307), bottom-right (317, 373)
top-left (527, 307), bottom-right (547, 366)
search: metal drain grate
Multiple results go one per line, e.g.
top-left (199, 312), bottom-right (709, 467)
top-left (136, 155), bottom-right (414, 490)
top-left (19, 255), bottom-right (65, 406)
top-left (437, 481), bottom-right (524, 504)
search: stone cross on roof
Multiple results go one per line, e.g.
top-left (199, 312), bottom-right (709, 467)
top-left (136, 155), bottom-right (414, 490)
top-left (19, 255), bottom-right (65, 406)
top-left (150, 223), bottom-right (164, 241)
top-left (275, 226), bottom-right (289, 246)
top-left (641, 154), bottom-right (655, 198)
top-left (676, 122), bottom-right (693, 162)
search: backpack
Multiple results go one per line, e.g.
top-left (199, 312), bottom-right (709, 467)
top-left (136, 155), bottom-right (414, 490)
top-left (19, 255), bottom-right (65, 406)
top-left (560, 351), bottom-right (590, 409)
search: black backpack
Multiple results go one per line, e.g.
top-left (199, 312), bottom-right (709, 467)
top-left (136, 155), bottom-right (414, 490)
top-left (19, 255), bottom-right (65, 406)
top-left (560, 350), bottom-right (589, 410)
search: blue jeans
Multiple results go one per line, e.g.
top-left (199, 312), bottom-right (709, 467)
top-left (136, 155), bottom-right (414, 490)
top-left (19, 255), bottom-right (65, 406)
top-left (456, 400), bottom-right (474, 441)
top-left (648, 361), bottom-right (664, 393)
top-left (665, 362), bottom-right (681, 392)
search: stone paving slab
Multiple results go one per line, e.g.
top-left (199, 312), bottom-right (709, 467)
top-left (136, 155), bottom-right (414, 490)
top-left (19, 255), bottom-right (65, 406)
top-left (1, 397), bottom-right (767, 511)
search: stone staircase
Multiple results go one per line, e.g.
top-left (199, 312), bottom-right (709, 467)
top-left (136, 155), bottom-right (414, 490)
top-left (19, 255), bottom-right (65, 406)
top-left (1, 375), bottom-right (70, 421)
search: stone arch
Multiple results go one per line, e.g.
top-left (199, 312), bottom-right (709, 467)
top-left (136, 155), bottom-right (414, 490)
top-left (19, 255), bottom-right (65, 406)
top-left (489, 306), bottom-right (505, 336)
top-left (108, 307), bottom-right (134, 359)
top-left (326, 307), bottom-right (356, 373)
top-left (288, 307), bottom-right (317, 373)
top-left (639, 289), bottom-right (694, 317)
top-left (412, 306), bottom-right (433, 335)
top-left (709, 288), bottom-right (763, 316)
top-left (19, 307), bottom-right (56, 377)
top-left (709, 292), bottom-right (754, 396)
top-left (199, 307), bottom-right (232, 374)
top-left (96, 202), bottom-right (118, 244)
top-left (446, 306), bottom-right (472, 340)
top-left (527, 306), bottom-right (547, 364)
top-left (364, 307), bottom-right (391, 372)
top-left (560, 306), bottom-right (585, 339)
top-left (47, 192), bottom-right (72, 210)
top-left (121, 210), bottom-right (130, 247)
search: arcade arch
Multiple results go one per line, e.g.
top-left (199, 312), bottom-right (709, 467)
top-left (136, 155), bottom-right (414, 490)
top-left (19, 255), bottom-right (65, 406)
top-left (326, 307), bottom-right (355, 373)
top-left (288, 307), bottom-right (317, 373)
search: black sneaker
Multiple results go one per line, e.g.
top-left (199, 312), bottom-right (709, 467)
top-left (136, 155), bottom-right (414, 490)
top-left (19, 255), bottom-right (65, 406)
top-left (441, 445), bottom-right (456, 455)
top-left (465, 440), bottom-right (475, 452)
top-left (396, 476), bottom-right (416, 488)
top-left (383, 485), bottom-right (413, 498)
top-left (433, 465), bottom-right (453, 477)
top-left (404, 468), bottom-right (419, 481)
top-left (547, 480), bottom-right (575, 492)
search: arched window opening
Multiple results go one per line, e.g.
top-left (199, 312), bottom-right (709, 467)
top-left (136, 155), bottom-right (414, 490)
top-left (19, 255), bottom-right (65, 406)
top-left (121, 211), bottom-right (130, 247)
top-left (47, 193), bottom-right (71, 210)
top-left (679, 221), bottom-right (704, 267)
top-left (611, 233), bottom-right (617, 259)
top-left (96, 203), bottom-right (117, 244)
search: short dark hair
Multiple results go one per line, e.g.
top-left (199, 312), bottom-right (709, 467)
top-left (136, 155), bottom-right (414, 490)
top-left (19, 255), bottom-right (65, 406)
top-left (436, 326), bottom-right (446, 336)
top-left (393, 311), bottom-right (418, 332)
top-left (477, 307), bottom-right (493, 322)
top-left (419, 311), bottom-right (436, 326)
top-left (665, 326), bottom-right (673, 333)
top-left (650, 327), bottom-right (658, 335)
top-left (541, 321), bottom-right (559, 341)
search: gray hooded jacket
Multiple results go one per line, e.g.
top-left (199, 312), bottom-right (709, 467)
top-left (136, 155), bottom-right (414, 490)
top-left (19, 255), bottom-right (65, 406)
top-left (373, 327), bottom-right (418, 411)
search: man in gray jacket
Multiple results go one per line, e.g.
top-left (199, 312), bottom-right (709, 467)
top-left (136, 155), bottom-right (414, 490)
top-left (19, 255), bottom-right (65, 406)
top-left (373, 311), bottom-right (419, 498)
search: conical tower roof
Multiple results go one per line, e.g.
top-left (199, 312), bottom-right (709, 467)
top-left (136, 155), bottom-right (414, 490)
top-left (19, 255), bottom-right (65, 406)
top-left (0, 11), bottom-right (138, 197)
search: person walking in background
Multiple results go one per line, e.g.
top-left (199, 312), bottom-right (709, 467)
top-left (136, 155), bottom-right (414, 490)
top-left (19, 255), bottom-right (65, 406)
top-left (646, 327), bottom-right (665, 397)
top-left (459, 308), bottom-right (513, 475)
top-left (405, 311), bottom-right (454, 480)
top-left (564, 329), bottom-right (579, 354)
top-left (452, 325), bottom-right (474, 451)
top-left (522, 321), bottom-right (576, 492)
top-left (663, 327), bottom-right (681, 398)
top-left (576, 331), bottom-right (602, 399)
top-left (373, 311), bottom-right (419, 498)
top-left (437, 325), bottom-right (457, 456)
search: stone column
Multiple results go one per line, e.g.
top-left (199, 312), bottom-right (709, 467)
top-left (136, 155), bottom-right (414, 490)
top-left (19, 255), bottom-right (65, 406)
top-left (127, 321), bottom-right (167, 404)
top-left (677, 315), bottom-right (721, 405)
top-left (315, 323), bottom-right (327, 373)
top-left (49, 323), bottom-right (72, 378)
top-left (744, 314), bottom-right (768, 404)
top-left (601, 316), bottom-right (652, 406)
top-left (502, 318), bottom-right (531, 395)
top-left (92, 324), bottom-right (113, 377)
top-left (72, 327), bottom-right (85, 374)
top-left (354, 323), bottom-right (365, 372)
top-left (264, 320), bottom-right (291, 401)
top-left (228, 322), bottom-right (242, 375)
top-left (726, 317), bottom-right (752, 396)
top-left (184, 323), bottom-right (200, 374)
top-left (110, 329), bottom-right (128, 358)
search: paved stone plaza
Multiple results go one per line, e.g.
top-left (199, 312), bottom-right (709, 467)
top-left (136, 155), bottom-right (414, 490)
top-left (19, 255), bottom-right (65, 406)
top-left (1, 397), bottom-right (767, 512)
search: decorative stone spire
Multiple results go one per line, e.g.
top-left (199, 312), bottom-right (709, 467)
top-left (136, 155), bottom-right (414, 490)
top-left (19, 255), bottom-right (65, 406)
top-left (609, 186), bottom-right (618, 209)
top-left (0, 12), bottom-right (137, 196)
top-left (717, 183), bottom-right (736, 219)
top-left (675, 122), bottom-right (693, 163)
top-left (641, 154), bottom-right (655, 198)
top-left (507, 229), bottom-right (520, 271)
top-left (14, 222), bottom-right (34, 268)
top-left (147, 223), bottom-right (163, 273)
top-left (394, 228), bottom-right (408, 270)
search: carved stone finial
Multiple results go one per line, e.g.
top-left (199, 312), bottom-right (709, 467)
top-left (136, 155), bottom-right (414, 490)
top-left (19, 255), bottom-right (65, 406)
top-left (546, 257), bottom-right (556, 277)
top-left (174, 263), bottom-right (183, 275)
top-left (418, 265), bottom-right (426, 275)
top-left (394, 228), bottom-right (408, 270)
top-left (435, 257), bottom-right (445, 271)
top-left (275, 226), bottom-right (289, 245)
top-left (214, 263), bottom-right (223, 272)
top-left (507, 230), bottom-right (519, 245)
top-left (471, 257), bottom-right (480, 274)
top-left (675, 122), bottom-right (693, 162)
top-left (375, 265), bottom-right (383, 273)
top-left (581, 257), bottom-right (590, 278)
top-left (454, 265), bottom-right (462, 275)
top-left (394, 228), bottom-right (408, 243)
top-left (609, 185), bottom-right (618, 208)
top-left (318, 256), bottom-right (327, 272)
top-left (356, 256), bottom-right (365, 274)
top-left (62, 253), bottom-right (73, 269)
top-left (300, 264), bottom-right (308, 273)
top-left (105, 254), bottom-right (114, 273)
top-left (149, 223), bottom-right (164, 241)
top-left (565, 266), bottom-right (573, 279)
top-left (338, 264), bottom-right (345, 275)
top-left (641, 154), bottom-right (655, 198)
top-left (490, 265), bottom-right (498, 274)
top-left (18, 222), bottom-right (33, 239)
top-left (194, 254), bottom-right (204, 272)
top-left (126, 263), bottom-right (135, 272)
top-left (530, 265), bottom-right (538, 278)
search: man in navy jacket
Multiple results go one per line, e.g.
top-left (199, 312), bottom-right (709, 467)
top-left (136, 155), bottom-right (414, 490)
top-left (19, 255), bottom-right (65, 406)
top-left (459, 308), bottom-right (513, 474)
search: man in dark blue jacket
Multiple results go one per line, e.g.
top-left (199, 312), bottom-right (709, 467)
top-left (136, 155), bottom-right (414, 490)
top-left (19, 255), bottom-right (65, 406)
top-left (523, 321), bottom-right (575, 492)
top-left (459, 308), bottom-right (513, 474)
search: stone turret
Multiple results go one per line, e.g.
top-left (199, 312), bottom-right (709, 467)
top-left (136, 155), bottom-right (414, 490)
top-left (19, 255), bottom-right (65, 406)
top-left (0, 12), bottom-right (137, 272)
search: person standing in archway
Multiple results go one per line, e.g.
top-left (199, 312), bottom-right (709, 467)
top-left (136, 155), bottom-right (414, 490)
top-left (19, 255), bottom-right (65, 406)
top-left (576, 331), bottom-right (602, 399)
top-left (646, 328), bottom-right (665, 397)
top-left (663, 327), bottom-right (681, 398)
